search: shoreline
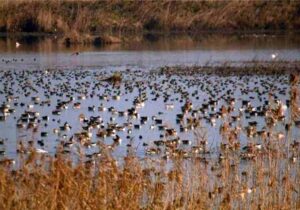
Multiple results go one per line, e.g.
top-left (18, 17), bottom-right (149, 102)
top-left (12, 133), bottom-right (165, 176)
top-left (0, 30), bottom-right (300, 47)
top-left (1, 1), bottom-right (300, 44)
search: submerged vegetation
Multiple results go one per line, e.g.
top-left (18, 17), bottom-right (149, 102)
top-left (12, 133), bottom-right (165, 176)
top-left (0, 63), bottom-right (299, 209)
top-left (0, 0), bottom-right (300, 44)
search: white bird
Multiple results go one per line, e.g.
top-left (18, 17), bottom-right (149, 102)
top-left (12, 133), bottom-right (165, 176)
top-left (35, 148), bottom-right (48, 154)
top-left (271, 53), bottom-right (278, 59)
top-left (16, 42), bottom-right (20, 48)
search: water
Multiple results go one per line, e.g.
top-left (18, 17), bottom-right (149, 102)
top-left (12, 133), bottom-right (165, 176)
top-left (0, 33), bottom-right (299, 70)
top-left (0, 33), bottom-right (299, 162)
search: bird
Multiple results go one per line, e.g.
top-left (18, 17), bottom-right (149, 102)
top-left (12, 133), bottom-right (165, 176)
top-left (35, 148), bottom-right (48, 154)
top-left (71, 52), bottom-right (80, 56)
top-left (271, 53), bottom-right (278, 59)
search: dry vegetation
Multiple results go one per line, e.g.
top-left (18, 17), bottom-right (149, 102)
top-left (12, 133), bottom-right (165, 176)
top-left (0, 0), bottom-right (299, 43)
top-left (0, 70), bottom-right (299, 210)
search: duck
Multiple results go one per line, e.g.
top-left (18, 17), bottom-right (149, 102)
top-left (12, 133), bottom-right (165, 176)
top-left (113, 135), bottom-right (122, 144)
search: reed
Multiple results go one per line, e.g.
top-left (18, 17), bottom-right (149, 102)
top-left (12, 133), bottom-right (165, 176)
top-left (0, 0), bottom-right (299, 35)
top-left (0, 136), bottom-right (299, 209)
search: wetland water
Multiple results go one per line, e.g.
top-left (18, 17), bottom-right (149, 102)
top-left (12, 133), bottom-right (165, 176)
top-left (0, 33), bottom-right (299, 162)
top-left (0, 33), bottom-right (300, 69)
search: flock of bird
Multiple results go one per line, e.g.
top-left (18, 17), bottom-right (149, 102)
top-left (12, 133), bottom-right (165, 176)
top-left (0, 65), bottom-right (299, 166)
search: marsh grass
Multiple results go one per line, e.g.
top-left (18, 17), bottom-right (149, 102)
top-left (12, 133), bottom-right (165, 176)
top-left (0, 135), bottom-right (299, 209)
top-left (0, 0), bottom-right (299, 37)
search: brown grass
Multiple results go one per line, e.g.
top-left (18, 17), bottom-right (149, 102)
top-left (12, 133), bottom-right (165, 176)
top-left (1, 0), bottom-right (299, 44)
top-left (0, 0), bottom-right (299, 35)
top-left (1, 133), bottom-right (299, 209)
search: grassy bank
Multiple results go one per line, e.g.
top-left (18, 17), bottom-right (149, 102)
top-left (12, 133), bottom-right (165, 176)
top-left (0, 0), bottom-right (300, 44)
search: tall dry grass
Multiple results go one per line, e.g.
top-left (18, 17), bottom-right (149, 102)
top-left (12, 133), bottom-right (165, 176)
top-left (0, 0), bottom-right (299, 34)
top-left (0, 138), bottom-right (299, 209)
top-left (0, 0), bottom-right (299, 44)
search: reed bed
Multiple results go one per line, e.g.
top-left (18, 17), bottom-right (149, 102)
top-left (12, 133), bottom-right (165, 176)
top-left (0, 125), bottom-right (299, 209)
top-left (0, 0), bottom-right (299, 38)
